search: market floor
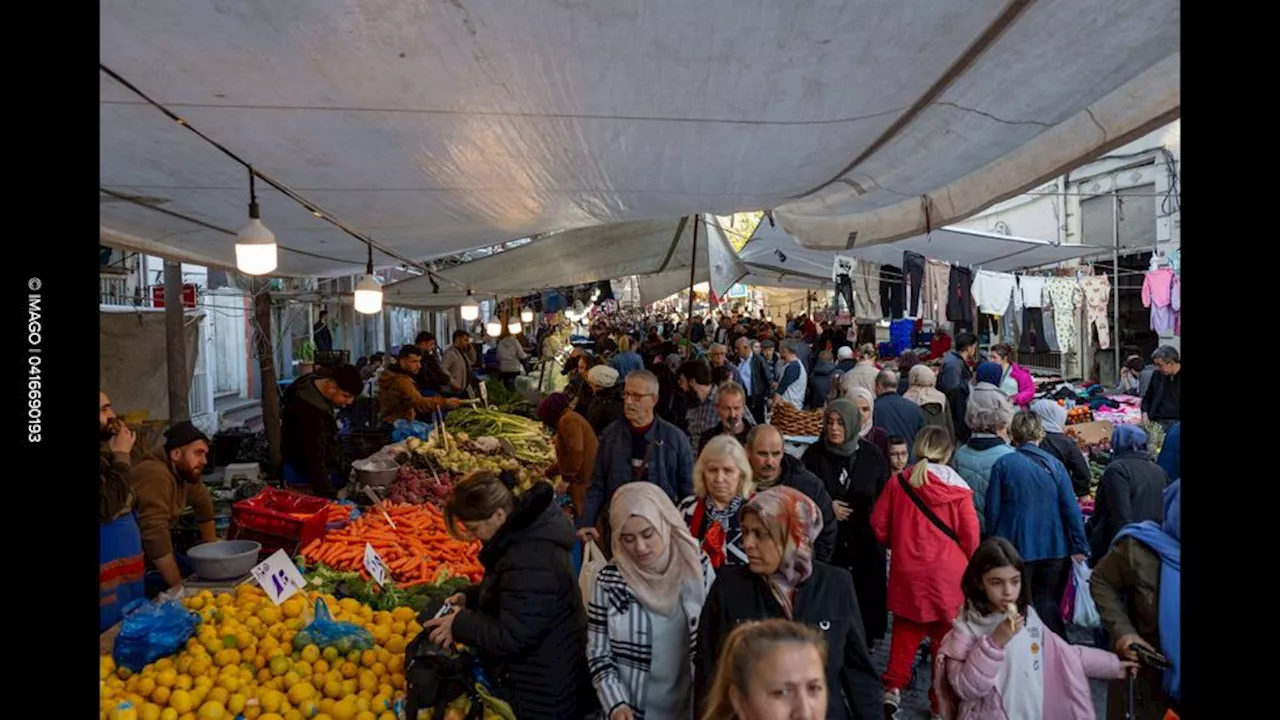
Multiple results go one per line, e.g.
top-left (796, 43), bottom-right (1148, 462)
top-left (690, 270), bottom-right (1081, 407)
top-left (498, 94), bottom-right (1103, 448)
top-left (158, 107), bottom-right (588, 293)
top-left (872, 616), bottom-right (1109, 719)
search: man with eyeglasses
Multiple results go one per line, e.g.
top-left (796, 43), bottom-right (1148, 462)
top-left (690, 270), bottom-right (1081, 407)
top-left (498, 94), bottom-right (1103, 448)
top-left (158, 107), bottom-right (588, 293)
top-left (577, 370), bottom-right (694, 554)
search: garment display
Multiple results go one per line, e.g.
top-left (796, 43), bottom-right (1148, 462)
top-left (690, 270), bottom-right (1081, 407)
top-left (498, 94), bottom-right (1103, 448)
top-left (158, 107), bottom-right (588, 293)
top-left (854, 260), bottom-right (882, 319)
top-left (1018, 276), bottom-right (1046, 309)
top-left (947, 265), bottom-right (975, 330)
top-left (1171, 274), bottom-right (1181, 336)
top-left (1020, 307), bottom-right (1051, 353)
top-left (880, 264), bottom-right (905, 319)
top-left (835, 273), bottom-right (855, 317)
top-left (922, 258), bottom-right (951, 323)
top-left (972, 270), bottom-right (1018, 315)
top-left (1041, 301), bottom-right (1060, 352)
top-left (1001, 294), bottom-right (1020, 345)
top-left (1165, 247), bottom-right (1181, 275)
top-left (1141, 268), bottom-right (1176, 334)
top-left (1043, 278), bottom-right (1083, 354)
top-left (902, 251), bottom-right (926, 318)
top-left (1079, 274), bottom-right (1113, 350)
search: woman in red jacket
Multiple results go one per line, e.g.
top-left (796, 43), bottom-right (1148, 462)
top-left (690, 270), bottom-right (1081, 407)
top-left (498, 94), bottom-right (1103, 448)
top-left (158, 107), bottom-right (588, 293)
top-left (871, 425), bottom-right (980, 718)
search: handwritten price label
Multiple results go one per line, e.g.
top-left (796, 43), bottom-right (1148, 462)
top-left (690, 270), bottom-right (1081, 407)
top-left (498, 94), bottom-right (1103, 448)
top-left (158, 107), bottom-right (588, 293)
top-left (364, 543), bottom-right (390, 587)
top-left (250, 549), bottom-right (307, 606)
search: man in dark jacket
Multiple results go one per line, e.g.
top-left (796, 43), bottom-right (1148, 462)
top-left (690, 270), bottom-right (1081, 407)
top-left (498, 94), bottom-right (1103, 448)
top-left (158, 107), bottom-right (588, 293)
top-left (744, 424), bottom-right (837, 563)
top-left (938, 332), bottom-right (977, 442)
top-left (577, 370), bottom-right (695, 548)
top-left (281, 364), bottom-right (363, 497)
top-left (1141, 345), bottom-right (1181, 428)
top-left (872, 370), bottom-right (926, 459)
top-left (413, 331), bottom-right (452, 393)
top-left (733, 336), bottom-right (770, 424)
top-left (698, 382), bottom-right (756, 450)
top-left (312, 309), bottom-right (334, 352)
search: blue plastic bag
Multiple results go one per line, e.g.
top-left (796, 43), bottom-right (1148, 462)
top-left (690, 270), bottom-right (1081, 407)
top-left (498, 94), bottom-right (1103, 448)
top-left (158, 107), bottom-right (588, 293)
top-left (292, 598), bottom-right (374, 654)
top-left (112, 598), bottom-right (200, 672)
top-left (391, 419), bottom-right (431, 443)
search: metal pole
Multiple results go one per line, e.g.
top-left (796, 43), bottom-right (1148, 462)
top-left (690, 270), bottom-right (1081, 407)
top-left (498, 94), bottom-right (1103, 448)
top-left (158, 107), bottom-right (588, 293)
top-left (163, 260), bottom-right (190, 424)
top-left (687, 214), bottom-right (699, 323)
top-left (1111, 189), bottom-right (1121, 385)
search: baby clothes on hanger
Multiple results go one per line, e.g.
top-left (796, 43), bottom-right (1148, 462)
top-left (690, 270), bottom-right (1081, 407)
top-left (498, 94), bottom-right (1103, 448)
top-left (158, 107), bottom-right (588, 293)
top-left (1166, 247), bottom-right (1181, 275)
top-left (1079, 274), bottom-right (1113, 349)
top-left (1018, 275), bottom-right (1047, 308)
top-left (922, 258), bottom-right (950, 323)
top-left (1171, 274), bottom-right (1181, 336)
top-left (1044, 277), bottom-right (1083, 353)
top-left (1141, 268), bottom-right (1176, 334)
top-left (854, 260), bottom-right (882, 319)
top-left (972, 270), bottom-right (1018, 315)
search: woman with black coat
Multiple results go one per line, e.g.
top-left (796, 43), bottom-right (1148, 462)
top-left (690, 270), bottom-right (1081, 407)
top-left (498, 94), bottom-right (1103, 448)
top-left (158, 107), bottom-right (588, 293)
top-left (696, 486), bottom-right (882, 720)
top-left (1030, 399), bottom-right (1094, 497)
top-left (1088, 425), bottom-right (1170, 565)
top-left (426, 473), bottom-right (596, 719)
top-left (800, 399), bottom-right (890, 648)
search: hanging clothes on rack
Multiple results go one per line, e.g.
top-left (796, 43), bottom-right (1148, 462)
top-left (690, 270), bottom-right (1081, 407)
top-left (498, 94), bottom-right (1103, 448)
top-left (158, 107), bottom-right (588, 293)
top-left (854, 260), bottom-right (882, 319)
top-left (1040, 291), bottom-right (1061, 352)
top-left (880, 264), bottom-right (905, 319)
top-left (1166, 247), bottom-right (1181, 275)
top-left (1017, 276), bottom-right (1046, 309)
top-left (902, 251), bottom-right (926, 318)
top-left (1141, 268), bottom-right (1177, 334)
top-left (972, 270), bottom-right (1018, 315)
top-left (1017, 276), bottom-right (1049, 353)
top-left (1044, 277), bottom-right (1083, 354)
top-left (1171, 274), bottom-right (1181, 336)
top-left (922, 258), bottom-right (950, 323)
top-left (1079, 274), bottom-right (1113, 349)
top-left (947, 265), bottom-right (975, 331)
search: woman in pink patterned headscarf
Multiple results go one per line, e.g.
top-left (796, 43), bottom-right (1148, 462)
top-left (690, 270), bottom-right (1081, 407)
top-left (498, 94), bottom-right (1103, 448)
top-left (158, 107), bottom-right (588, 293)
top-left (693, 486), bottom-right (883, 720)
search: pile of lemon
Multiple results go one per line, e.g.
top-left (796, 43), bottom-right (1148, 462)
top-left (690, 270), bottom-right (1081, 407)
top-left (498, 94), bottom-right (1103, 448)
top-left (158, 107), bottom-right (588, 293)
top-left (100, 584), bottom-right (423, 720)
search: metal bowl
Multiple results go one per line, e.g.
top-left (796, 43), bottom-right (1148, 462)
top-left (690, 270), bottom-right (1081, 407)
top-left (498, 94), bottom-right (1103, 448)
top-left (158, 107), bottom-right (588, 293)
top-left (186, 539), bottom-right (262, 580)
top-left (353, 457), bottom-right (400, 487)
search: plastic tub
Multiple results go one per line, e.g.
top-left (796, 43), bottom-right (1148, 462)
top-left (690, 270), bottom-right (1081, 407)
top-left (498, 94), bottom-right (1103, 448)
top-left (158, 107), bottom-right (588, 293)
top-left (187, 540), bottom-right (262, 580)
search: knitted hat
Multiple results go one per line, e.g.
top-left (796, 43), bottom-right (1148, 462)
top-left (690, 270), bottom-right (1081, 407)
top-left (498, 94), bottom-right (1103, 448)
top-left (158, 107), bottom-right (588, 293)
top-left (163, 420), bottom-right (209, 451)
top-left (975, 361), bottom-right (1003, 386)
top-left (836, 346), bottom-right (855, 360)
top-left (588, 364), bottom-right (620, 388)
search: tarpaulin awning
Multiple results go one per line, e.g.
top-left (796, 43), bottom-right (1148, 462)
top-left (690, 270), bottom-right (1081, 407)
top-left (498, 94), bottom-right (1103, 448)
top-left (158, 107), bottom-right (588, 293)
top-left (100, 0), bottom-right (1178, 276)
top-left (741, 221), bottom-right (1111, 287)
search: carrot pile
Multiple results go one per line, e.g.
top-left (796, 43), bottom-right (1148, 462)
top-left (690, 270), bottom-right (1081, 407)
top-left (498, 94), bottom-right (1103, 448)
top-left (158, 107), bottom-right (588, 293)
top-left (299, 502), bottom-right (484, 586)
top-left (325, 503), bottom-right (353, 524)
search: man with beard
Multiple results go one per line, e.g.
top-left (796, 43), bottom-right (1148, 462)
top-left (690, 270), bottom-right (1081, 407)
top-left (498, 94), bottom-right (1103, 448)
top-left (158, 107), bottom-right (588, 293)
top-left (744, 424), bottom-right (837, 562)
top-left (128, 421), bottom-right (218, 593)
top-left (697, 382), bottom-right (756, 450)
top-left (678, 359), bottom-right (719, 453)
top-left (379, 346), bottom-right (463, 425)
top-left (413, 331), bottom-right (452, 394)
top-left (99, 390), bottom-right (145, 631)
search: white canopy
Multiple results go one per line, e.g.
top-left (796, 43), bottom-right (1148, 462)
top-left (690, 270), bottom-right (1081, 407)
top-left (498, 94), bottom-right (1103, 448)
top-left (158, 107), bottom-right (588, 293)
top-left (741, 221), bottom-right (1112, 288)
top-left (100, 0), bottom-right (1178, 276)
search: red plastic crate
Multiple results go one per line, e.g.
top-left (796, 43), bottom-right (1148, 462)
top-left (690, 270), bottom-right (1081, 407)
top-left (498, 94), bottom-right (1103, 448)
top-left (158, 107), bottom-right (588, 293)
top-left (228, 488), bottom-right (331, 558)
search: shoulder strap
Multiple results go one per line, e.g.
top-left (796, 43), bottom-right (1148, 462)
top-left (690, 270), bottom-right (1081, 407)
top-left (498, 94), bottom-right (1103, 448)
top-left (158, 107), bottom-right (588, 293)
top-left (897, 473), bottom-right (963, 549)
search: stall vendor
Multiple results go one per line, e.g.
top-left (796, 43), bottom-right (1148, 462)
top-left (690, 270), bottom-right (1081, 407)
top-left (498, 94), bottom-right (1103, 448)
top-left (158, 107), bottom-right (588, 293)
top-left (379, 345), bottom-right (463, 425)
top-left (128, 421), bottom-right (218, 593)
top-left (99, 390), bottom-right (144, 631)
top-left (281, 364), bottom-right (362, 497)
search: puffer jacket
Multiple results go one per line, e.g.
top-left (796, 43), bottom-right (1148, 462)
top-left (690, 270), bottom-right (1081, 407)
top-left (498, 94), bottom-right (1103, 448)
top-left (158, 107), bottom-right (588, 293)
top-left (1088, 452), bottom-right (1169, 565)
top-left (950, 437), bottom-right (1015, 536)
top-left (451, 483), bottom-right (596, 719)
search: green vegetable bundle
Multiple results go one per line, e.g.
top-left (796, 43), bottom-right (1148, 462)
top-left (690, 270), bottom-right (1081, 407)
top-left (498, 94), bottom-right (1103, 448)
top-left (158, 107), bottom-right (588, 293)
top-left (299, 559), bottom-right (472, 614)
top-left (445, 407), bottom-right (554, 465)
top-left (483, 379), bottom-right (537, 418)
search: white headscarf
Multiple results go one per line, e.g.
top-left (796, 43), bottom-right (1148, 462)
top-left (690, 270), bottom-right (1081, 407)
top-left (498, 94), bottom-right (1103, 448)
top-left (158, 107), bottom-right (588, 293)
top-left (609, 482), bottom-right (706, 616)
top-left (843, 385), bottom-right (876, 438)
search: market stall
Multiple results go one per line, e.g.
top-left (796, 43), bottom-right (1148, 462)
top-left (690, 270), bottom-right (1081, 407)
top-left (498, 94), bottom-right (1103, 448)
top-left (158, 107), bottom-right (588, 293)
top-left (101, 405), bottom-right (558, 720)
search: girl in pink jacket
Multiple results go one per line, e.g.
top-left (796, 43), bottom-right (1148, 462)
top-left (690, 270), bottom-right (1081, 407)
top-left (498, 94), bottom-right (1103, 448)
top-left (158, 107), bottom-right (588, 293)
top-left (989, 345), bottom-right (1036, 408)
top-left (933, 538), bottom-right (1135, 719)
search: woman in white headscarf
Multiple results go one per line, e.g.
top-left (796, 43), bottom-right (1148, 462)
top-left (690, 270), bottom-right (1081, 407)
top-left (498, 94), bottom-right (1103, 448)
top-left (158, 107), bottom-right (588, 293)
top-left (842, 385), bottom-right (890, 460)
top-left (1030, 398), bottom-right (1093, 498)
top-left (586, 482), bottom-right (717, 720)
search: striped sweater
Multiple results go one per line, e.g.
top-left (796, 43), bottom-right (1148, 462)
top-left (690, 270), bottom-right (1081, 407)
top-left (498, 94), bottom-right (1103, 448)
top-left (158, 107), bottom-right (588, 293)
top-left (585, 553), bottom-right (717, 718)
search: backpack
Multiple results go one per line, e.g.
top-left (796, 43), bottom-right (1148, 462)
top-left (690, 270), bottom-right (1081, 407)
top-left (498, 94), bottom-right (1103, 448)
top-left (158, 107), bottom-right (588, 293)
top-left (404, 601), bottom-right (483, 720)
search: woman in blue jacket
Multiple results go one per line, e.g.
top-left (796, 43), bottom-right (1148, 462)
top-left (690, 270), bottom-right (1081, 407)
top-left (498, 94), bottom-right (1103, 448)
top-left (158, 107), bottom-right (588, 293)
top-left (985, 411), bottom-right (1089, 637)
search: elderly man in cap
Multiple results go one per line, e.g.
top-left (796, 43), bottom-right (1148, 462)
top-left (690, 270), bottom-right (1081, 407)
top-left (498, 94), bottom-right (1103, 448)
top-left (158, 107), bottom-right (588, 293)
top-left (128, 421), bottom-right (218, 593)
top-left (282, 363), bottom-right (371, 498)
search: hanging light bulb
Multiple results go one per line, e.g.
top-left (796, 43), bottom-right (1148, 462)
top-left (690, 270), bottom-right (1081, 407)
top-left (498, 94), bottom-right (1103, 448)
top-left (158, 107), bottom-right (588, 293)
top-left (485, 319), bottom-right (503, 337)
top-left (235, 169), bottom-right (278, 275)
top-left (520, 307), bottom-right (534, 323)
top-left (354, 243), bottom-right (383, 314)
top-left (507, 319), bottom-right (523, 335)
top-left (460, 291), bottom-right (480, 321)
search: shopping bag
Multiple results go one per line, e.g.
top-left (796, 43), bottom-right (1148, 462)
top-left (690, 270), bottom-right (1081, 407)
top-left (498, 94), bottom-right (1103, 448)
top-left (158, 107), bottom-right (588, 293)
top-left (578, 540), bottom-right (607, 604)
top-left (1071, 559), bottom-right (1101, 629)
top-left (1060, 563), bottom-right (1078, 625)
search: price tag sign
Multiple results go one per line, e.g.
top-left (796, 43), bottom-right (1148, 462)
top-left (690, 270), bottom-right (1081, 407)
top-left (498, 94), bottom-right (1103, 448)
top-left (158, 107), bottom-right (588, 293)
top-left (250, 549), bottom-right (307, 606)
top-left (364, 543), bottom-right (390, 587)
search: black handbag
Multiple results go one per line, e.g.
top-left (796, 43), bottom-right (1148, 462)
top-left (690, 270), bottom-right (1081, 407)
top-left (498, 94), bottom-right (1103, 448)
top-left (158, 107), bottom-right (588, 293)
top-left (404, 600), bottom-right (483, 720)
